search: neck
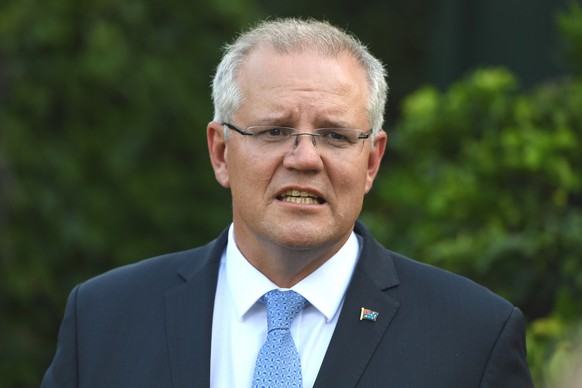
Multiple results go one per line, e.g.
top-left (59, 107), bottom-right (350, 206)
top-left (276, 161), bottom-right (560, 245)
top-left (233, 229), bottom-right (350, 288)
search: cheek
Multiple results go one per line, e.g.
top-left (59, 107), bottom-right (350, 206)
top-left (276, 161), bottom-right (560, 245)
top-left (330, 161), bottom-right (369, 195)
top-left (228, 152), bottom-right (276, 197)
top-left (330, 168), bottom-right (366, 220)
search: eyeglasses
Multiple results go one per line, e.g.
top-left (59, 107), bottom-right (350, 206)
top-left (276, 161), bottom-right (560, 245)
top-left (222, 122), bottom-right (371, 155)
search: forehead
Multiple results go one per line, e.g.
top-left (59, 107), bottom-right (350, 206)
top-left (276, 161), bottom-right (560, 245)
top-left (235, 46), bottom-right (369, 123)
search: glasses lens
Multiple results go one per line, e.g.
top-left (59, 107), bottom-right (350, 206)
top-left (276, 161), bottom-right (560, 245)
top-left (247, 126), bottom-right (295, 144)
top-left (239, 125), bottom-right (367, 155)
top-left (315, 128), bottom-right (363, 148)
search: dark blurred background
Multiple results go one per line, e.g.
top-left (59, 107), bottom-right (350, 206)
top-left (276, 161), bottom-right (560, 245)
top-left (1, 0), bottom-right (581, 386)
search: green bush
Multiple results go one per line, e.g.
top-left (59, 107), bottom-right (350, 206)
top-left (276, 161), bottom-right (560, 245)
top-left (366, 67), bottom-right (582, 311)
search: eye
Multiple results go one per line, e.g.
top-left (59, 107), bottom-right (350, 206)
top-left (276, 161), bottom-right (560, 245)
top-left (324, 130), bottom-right (347, 141)
top-left (266, 127), bottom-right (286, 137)
top-left (318, 129), bottom-right (356, 144)
top-left (251, 126), bottom-right (294, 142)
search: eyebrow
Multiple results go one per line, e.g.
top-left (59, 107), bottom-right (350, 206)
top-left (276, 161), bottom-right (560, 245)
top-left (253, 115), bottom-right (294, 125)
top-left (253, 116), bottom-right (355, 129)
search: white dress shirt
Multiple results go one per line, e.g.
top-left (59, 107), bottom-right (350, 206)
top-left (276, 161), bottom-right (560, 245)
top-left (210, 224), bottom-right (360, 388)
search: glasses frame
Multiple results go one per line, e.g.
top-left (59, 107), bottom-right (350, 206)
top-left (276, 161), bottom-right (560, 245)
top-left (222, 122), bottom-right (372, 146)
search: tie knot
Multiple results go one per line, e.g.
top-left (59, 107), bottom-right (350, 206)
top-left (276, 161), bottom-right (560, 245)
top-left (261, 290), bottom-right (307, 332)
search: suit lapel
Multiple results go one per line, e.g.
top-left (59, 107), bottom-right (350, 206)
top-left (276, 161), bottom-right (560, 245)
top-left (314, 222), bottom-right (400, 388)
top-left (164, 229), bottom-right (228, 388)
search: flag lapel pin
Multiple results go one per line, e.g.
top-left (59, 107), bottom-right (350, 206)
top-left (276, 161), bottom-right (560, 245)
top-left (360, 307), bottom-right (379, 322)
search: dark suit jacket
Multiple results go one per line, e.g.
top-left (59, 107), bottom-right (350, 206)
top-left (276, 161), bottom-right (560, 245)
top-left (41, 222), bottom-right (533, 387)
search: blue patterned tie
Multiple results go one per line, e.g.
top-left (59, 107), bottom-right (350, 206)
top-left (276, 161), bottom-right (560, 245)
top-left (252, 290), bottom-right (307, 388)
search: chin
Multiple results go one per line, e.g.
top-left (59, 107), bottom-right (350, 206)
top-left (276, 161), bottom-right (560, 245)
top-left (270, 227), bottom-right (342, 252)
top-left (259, 216), bottom-right (354, 251)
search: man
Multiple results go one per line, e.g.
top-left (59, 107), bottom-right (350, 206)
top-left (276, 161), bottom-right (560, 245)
top-left (42, 18), bottom-right (533, 387)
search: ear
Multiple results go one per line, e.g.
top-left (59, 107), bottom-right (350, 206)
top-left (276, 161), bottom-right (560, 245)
top-left (364, 130), bottom-right (387, 193)
top-left (207, 121), bottom-right (230, 188)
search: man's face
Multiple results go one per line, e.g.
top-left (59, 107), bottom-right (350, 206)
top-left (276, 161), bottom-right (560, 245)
top-left (208, 46), bottom-right (386, 261)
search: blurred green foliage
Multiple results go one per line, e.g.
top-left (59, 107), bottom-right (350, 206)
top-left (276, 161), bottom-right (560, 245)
top-left (365, 70), bottom-right (582, 318)
top-left (363, 3), bottom-right (582, 385)
top-left (1, 0), bottom-right (581, 386)
top-left (557, 0), bottom-right (582, 75)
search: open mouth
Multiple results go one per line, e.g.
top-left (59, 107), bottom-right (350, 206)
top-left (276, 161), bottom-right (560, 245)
top-left (277, 189), bottom-right (325, 205)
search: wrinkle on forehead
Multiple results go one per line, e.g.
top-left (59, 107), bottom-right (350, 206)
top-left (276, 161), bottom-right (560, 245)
top-left (236, 47), bottom-right (369, 128)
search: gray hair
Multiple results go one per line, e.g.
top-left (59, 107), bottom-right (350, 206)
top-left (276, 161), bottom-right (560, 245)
top-left (211, 18), bottom-right (388, 139)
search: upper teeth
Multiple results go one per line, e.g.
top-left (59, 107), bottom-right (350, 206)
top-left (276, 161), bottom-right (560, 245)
top-left (280, 190), bottom-right (321, 204)
top-left (285, 190), bottom-right (316, 198)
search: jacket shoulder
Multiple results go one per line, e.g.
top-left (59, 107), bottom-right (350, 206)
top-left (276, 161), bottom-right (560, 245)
top-left (83, 245), bottom-right (207, 292)
top-left (388, 249), bottom-right (515, 316)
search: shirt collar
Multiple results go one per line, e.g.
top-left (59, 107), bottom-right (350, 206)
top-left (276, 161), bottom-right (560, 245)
top-left (224, 224), bottom-right (360, 323)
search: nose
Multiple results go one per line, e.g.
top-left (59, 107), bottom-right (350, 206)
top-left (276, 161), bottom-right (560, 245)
top-left (283, 133), bottom-right (323, 171)
top-left (292, 133), bottom-right (318, 147)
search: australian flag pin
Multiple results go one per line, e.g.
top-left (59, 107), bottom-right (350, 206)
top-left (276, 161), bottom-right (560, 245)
top-left (360, 307), bottom-right (379, 322)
